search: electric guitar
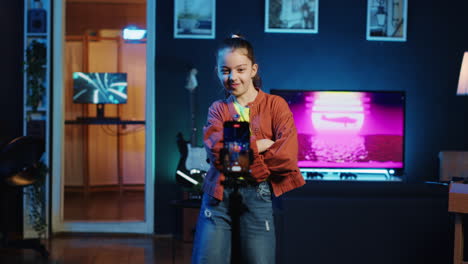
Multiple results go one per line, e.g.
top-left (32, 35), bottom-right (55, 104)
top-left (176, 68), bottom-right (209, 185)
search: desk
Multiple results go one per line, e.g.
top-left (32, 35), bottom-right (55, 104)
top-left (65, 119), bottom-right (146, 125)
top-left (64, 119), bottom-right (146, 194)
top-left (449, 183), bottom-right (468, 264)
top-left (170, 199), bottom-right (202, 209)
top-left (169, 198), bottom-right (201, 264)
top-left (170, 198), bottom-right (201, 242)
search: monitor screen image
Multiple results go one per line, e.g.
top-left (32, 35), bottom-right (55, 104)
top-left (73, 72), bottom-right (128, 104)
top-left (271, 90), bottom-right (405, 170)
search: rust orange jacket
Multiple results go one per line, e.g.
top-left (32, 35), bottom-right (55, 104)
top-left (203, 89), bottom-right (306, 200)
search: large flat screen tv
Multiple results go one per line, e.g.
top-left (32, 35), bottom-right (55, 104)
top-left (271, 90), bottom-right (405, 180)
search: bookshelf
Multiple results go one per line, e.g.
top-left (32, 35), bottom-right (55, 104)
top-left (23, 0), bottom-right (51, 239)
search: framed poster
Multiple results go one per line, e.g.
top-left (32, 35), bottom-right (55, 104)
top-left (174, 0), bottom-right (215, 39)
top-left (265, 0), bottom-right (319, 33)
top-left (366, 0), bottom-right (407, 41)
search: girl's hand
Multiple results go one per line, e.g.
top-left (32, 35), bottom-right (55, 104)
top-left (256, 139), bottom-right (275, 153)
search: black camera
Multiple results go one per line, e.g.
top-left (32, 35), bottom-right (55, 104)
top-left (221, 121), bottom-right (252, 177)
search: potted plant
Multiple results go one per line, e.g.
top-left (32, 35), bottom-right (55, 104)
top-left (25, 160), bottom-right (48, 238)
top-left (24, 40), bottom-right (47, 115)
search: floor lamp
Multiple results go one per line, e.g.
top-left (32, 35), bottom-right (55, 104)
top-left (457, 52), bottom-right (468, 95)
top-left (452, 51), bottom-right (468, 264)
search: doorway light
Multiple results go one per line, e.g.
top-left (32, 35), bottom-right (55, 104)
top-left (122, 26), bottom-right (147, 40)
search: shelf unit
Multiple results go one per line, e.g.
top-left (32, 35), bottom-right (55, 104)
top-left (23, 0), bottom-right (51, 239)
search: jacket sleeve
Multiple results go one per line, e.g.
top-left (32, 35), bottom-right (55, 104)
top-left (262, 98), bottom-right (299, 178)
top-left (203, 102), bottom-right (225, 171)
top-left (245, 134), bottom-right (270, 181)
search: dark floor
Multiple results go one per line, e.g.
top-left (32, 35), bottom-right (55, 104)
top-left (64, 190), bottom-right (145, 221)
top-left (1, 190), bottom-right (194, 263)
top-left (0, 235), bottom-right (193, 264)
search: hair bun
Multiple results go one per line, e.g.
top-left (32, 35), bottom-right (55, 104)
top-left (231, 34), bottom-right (243, 39)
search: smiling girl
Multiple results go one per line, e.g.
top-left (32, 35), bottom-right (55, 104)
top-left (191, 34), bottom-right (305, 264)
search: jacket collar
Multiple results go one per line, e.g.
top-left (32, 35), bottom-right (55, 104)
top-left (226, 88), bottom-right (265, 105)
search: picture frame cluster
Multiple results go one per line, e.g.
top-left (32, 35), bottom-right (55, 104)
top-left (174, 0), bottom-right (407, 42)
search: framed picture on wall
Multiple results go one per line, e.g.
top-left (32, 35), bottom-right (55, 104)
top-left (265, 0), bottom-right (319, 33)
top-left (174, 0), bottom-right (215, 39)
top-left (366, 0), bottom-right (407, 41)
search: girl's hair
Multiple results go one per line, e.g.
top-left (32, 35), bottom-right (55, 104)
top-left (217, 34), bottom-right (262, 89)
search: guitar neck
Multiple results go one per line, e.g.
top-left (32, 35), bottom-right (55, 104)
top-left (190, 90), bottom-right (197, 146)
top-left (186, 68), bottom-right (199, 147)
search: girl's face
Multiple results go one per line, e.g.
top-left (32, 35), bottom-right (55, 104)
top-left (217, 48), bottom-right (258, 99)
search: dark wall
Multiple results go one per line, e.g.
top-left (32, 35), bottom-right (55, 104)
top-left (155, 0), bottom-right (468, 233)
top-left (0, 1), bottom-right (24, 236)
top-left (1, 0), bottom-right (24, 142)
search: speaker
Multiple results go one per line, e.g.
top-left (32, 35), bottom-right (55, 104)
top-left (27, 8), bottom-right (46, 33)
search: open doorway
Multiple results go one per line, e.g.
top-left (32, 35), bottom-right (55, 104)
top-left (63, 34), bottom-right (147, 222)
top-left (52, 0), bottom-right (155, 233)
